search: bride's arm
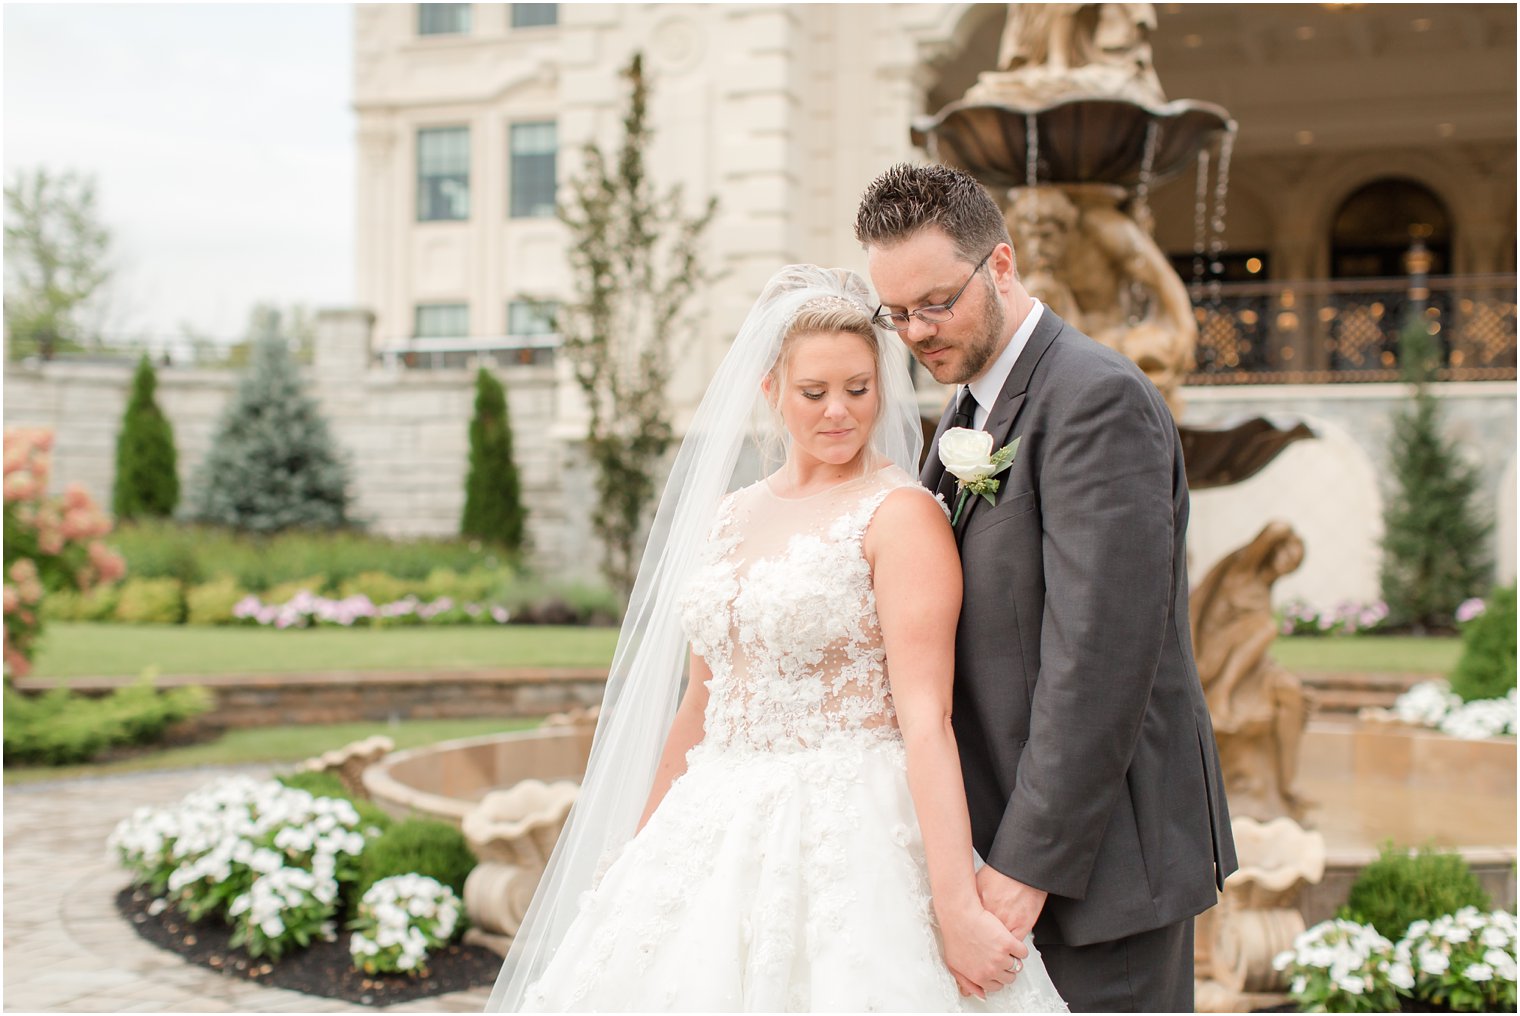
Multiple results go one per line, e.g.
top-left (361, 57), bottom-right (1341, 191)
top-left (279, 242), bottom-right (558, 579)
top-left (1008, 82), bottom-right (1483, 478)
top-left (636, 651), bottom-right (712, 834)
top-left (868, 488), bottom-right (1025, 1000)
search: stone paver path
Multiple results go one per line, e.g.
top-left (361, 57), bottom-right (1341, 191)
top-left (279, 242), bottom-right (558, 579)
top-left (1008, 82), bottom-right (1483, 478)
top-left (4, 767), bottom-right (491, 1013)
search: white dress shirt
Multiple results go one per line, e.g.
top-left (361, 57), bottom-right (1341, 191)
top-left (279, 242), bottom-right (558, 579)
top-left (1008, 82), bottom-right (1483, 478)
top-left (962, 299), bottom-right (1044, 430)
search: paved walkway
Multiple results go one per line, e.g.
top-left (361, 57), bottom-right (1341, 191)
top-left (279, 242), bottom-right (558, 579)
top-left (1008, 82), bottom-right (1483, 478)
top-left (3, 767), bottom-right (492, 1013)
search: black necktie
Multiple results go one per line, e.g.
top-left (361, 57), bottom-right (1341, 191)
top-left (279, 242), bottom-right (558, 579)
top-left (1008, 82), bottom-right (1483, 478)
top-left (951, 386), bottom-right (978, 431)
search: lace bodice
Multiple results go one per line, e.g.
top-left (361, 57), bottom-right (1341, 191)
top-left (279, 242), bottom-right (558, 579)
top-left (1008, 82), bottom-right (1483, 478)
top-left (678, 464), bottom-right (936, 753)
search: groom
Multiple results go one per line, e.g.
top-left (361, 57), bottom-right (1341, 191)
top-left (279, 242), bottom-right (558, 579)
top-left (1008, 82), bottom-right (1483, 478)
top-left (857, 164), bottom-right (1236, 1012)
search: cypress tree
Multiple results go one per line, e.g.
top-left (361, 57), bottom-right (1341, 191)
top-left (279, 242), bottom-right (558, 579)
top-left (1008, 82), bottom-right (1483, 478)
top-left (112, 355), bottom-right (180, 519)
top-left (187, 337), bottom-right (351, 533)
top-left (1379, 321), bottom-right (1492, 631)
top-left (461, 367), bottom-right (525, 550)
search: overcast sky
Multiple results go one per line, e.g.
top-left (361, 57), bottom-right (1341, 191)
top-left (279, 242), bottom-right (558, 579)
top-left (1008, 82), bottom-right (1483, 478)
top-left (4, 3), bottom-right (353, 344)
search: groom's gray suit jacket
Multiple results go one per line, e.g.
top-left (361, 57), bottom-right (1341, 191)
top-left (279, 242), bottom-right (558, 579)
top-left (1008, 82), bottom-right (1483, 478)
top-left (922, 309), bottom-right (1237, 949)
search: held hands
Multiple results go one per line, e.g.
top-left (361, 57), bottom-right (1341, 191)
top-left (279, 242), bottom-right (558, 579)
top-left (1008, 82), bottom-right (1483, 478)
top-left (976, 864), bottom-right (1049, 942)
top-left (938, 902), bottom-right (1028, 1000)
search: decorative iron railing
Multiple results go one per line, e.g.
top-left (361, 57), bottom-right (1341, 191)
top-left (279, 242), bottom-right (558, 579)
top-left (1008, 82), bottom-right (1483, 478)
top-left (373, 334), bottom-right (560, 370)
top-left (1185, 274), bottom-right (1516, 384)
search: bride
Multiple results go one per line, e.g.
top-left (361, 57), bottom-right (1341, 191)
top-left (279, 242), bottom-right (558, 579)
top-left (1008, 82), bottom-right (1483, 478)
top-left (487, 266), bottom-right (1067, 1012)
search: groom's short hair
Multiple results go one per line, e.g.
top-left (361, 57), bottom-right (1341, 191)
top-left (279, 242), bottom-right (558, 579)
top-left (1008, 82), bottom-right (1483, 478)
top-left (854, 164), bottom-right (1011, 264)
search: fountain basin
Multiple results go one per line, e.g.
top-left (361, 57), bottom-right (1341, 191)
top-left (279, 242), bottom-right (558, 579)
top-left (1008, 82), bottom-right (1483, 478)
top-left (1295, 719), bottom-right (1516, 922)
top-left (911, 96), bottom-right (1233, 190)
top-left (363, 718), bottom-right (1514, 916)
top-left (363, 726), bottom-right (592, 827)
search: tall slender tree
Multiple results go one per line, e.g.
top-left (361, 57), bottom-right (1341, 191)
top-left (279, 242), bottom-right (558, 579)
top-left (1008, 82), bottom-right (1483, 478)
top-left (113, 355), bottom-right (180, 519)
top-left (1379, 320), bottom-right (1492, 631)
top-left (461, 367), bottom-right (526, 551)
top-left (555, 53), bottom-right (718, 596)
top-left (187, 337), bottom-right (351, 533)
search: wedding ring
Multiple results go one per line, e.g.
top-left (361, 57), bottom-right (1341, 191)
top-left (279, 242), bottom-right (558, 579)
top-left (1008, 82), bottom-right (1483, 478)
top-left (1008, 957), bottom-right (1023, 974)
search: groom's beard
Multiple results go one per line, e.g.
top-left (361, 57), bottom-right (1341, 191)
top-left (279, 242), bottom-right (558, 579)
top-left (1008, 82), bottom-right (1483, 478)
top-left (911, 283), bottom-right (1007, 386)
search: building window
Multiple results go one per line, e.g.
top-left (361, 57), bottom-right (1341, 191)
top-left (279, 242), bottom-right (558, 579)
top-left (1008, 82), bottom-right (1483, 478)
top-left (417, 127), bottom-right (470, 221)
top-left (511, 4), bottom-right (557, 28)
top-left (508, 300), bottom-right (556, 336)
top-left (507, 300), bottom-right (558, 365)
top-left (418, 4), bottom-right (471, 35)
top-left (509, 122), bottom-right (557, 218)
top-left (415, 303), bottom-right (469, 339)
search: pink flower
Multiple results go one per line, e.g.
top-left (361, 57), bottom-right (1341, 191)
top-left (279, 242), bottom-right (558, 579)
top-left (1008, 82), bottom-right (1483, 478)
top-left (4, 644), bottom-right (32, 678)
top-left (1456, 598), bottom-right (1486, 624)
top-left (9, 559), bottom-right (38, 585)
top-left (3, 585), bottom-right (18, 614)
top-left (37, 528), bottom-right (64, 556)
top-left (88, 543), bottom-right (126, 583)
top-left (63, 484), bottom-right (92, 511)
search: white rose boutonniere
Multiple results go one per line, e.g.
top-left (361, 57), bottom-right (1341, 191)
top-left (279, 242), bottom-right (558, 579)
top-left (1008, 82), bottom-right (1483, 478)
top-left (939, 427), bottom-right (1021, 526)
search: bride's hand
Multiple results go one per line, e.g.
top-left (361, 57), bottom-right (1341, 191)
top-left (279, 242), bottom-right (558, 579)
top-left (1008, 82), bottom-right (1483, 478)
top-left (938, 903), bottom-right (1025, 999)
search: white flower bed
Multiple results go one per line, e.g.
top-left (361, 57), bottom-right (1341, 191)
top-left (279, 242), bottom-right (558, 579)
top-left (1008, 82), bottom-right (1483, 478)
top-left (348, 874), bottom-right (462, 975)
top-left (1280, 910), bottom-right (1518, 1013)
top-left (1383, 681), bottom-right (1517, 740)
top-left (1274, 918), bottom-right (1405, 1013)
top-left (108, 776), bottom-right (379, 955)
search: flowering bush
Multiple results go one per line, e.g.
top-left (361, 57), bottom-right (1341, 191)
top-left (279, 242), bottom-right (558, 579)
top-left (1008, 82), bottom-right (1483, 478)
top-left (3, 427), bottom-right (125, 677)
top-left (1396, 908), bottom-right (1517, 1012)
top-left (109, 776), bottom-right (376, 944)
top-left (1455, 598), bottom-right (1487, 624)
top-left (229, 865), bottom-right (339, 959)
top-left (1384, 681), bottom-right (1517, 740)
top-left (1274, 918), bottom-right (1407, 1012)
top-left (348, 874), bottom-right (462, 975)
top-left (1279, 599), bottom-right (1390, 637)
top-left (231, 590), bottom-right (511, 629)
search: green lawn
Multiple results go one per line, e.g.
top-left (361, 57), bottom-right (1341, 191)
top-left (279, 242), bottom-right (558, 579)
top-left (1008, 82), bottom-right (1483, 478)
top-left (28, 623), bottom-right (619, 679)
top-left (1272, 635), bottom-right (1461, 674)
top-left (3, 716), bottom-right (541, 785)
top-left (25, 623), bottom-right (1460, 680)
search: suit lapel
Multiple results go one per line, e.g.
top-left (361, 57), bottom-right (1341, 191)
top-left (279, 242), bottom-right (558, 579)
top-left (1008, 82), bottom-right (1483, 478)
top-left (953, 309), bottom-right (1066, 538)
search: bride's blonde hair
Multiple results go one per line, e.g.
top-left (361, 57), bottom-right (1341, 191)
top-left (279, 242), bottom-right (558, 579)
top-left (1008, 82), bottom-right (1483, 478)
top-left (759, 289), bottom-right (883, 470)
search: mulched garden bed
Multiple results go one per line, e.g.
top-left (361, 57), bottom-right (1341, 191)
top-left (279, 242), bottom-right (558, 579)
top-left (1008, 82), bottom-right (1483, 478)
top-left (117, 885), bottom-right (501, 1006)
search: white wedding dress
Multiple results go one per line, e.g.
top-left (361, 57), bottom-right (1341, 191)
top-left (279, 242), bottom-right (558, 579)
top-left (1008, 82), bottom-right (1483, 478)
top-left (523, 465), bottom-right (1067, 1012)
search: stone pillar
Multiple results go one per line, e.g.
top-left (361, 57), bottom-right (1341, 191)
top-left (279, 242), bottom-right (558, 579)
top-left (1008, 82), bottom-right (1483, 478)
top-left (314, 309), bottom-right (376, 380)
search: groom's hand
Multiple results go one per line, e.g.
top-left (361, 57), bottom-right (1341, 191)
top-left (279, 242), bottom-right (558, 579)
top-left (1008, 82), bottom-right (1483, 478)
top-left (976, 864), bottom-right (1048, 942)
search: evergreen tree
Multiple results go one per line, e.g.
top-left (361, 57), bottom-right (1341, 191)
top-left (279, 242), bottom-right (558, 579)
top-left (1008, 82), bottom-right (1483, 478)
top-left (461, 367), bottom-right (526, 550)
top-left (187, 337), bottom-right (351, 533)
top-left (1379, 320), bottom-right (1492, 631)
top-left (112, 355), bottom-right (180, 519)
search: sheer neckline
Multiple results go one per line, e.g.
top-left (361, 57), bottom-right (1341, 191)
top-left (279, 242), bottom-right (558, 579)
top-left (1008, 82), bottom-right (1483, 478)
top-left (761, 463), bottom-right (893, 503)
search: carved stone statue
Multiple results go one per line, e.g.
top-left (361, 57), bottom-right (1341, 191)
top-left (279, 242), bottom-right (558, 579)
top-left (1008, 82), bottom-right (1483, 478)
top-left (1006, 184), bottom-right (1196, 416)
top-left (1195, 817), bottom-right (1327, 1012)
top-left (460, 779), bottom-right (580, 954)
top-left (976, 3), bottom-right (1166, 107)
top-left (1189, 522), bottom-right (1313, 823)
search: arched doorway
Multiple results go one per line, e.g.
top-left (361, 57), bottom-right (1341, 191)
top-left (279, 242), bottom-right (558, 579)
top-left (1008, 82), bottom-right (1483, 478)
top-left (1326, 179), bottom-right (1454, 372)
top-left (1330, 178), bottom-right (1452, 280)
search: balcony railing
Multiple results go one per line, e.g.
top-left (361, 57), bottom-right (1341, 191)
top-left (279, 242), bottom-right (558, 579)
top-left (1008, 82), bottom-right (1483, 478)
top-left (374, 334), bottom-right (560, 370)
top-left (1185, 274), bottom-right (1516, 384)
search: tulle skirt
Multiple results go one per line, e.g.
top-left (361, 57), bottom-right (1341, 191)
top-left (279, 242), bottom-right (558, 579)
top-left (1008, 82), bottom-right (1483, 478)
top-left (522, 736), bottom-right (1067, 1012)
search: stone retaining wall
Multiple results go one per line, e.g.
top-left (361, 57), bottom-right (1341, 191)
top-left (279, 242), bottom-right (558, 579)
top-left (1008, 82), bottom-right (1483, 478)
top-left (15, 668), bottom-right (607, 728)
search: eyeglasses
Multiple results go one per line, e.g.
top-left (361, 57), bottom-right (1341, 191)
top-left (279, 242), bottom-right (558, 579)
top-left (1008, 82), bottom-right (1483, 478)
top-left (872, 248), bottom-right (996, 332)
